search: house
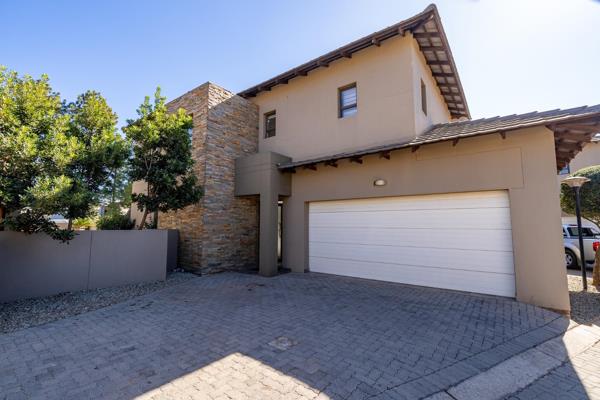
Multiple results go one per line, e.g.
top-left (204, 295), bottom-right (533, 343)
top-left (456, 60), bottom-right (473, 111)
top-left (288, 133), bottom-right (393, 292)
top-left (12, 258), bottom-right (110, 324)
top-left (143, 4), bottom-right (600, 313)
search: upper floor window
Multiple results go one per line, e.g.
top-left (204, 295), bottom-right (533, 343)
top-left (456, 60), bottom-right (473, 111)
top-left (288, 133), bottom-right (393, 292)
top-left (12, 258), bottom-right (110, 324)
top-left (187, 114), bottom-right (194, 140)
top-left (265, 111), bottom-right (276, 138)
top-left (420, 79), bottom-right (427, 115)
top-left (339, 83), bottom-right (357, 118)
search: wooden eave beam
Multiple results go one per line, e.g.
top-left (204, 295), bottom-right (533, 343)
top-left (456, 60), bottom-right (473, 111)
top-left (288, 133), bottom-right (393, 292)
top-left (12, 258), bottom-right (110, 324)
top-left (303, 164), bottom-right (317, 171)
top-left (427, 60), bottom-right (451, 66)
top-left (411, 145), bottom-right (420, 153)
top-left (324, 160), bottom-right (338, 168)
top-left (350, 156), bottom-right (363, 164)
top-left (452, 138), bottom-right (460, 146)
top-left (419, 45), bottom-right (446, 52)
top-left (380, 151), bottom-right (391, 160)
top-left (413, 31), bottom-right (441, 38)
top-left (553, 131), bottom-right (594, 141)
top-left (433, 72), bottom-right (458, 78)
top-left (555, 123), bottom-right (600, 131)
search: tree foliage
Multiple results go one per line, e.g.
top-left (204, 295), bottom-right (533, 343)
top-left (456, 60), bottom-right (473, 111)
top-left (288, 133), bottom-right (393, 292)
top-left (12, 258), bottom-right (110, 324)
top-left (124, 88), bottom-right (202, 228)
top-left (561, 166), bottom-right (600, 227)
top-left (0, 67), bottom-right (128, 240)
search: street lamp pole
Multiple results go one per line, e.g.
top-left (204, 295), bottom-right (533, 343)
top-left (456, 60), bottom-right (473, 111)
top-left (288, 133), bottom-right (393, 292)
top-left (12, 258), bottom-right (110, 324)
top-left (574, 185), bottom-right (588, 291)
top-left (562, 176), bottom-right (591, 291)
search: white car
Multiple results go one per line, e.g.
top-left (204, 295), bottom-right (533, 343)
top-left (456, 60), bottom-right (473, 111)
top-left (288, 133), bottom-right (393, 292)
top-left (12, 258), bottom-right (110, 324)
top-left (563, 224), bottom-right (599, 269)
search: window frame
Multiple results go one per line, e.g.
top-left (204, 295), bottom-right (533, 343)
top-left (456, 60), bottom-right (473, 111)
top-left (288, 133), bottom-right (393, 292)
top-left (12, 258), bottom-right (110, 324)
top-left (187, 113), bottom-right (194, 140)
top-left (420, 79), bottom-right (427, 116)
top-left (338, 83), bottom-right (358, 118)
top-left (264, 110), bottom-right (276, 138)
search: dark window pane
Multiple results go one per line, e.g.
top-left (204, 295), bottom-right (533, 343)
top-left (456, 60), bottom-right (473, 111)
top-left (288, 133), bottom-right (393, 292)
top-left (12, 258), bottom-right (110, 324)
top-left (265, 111), bottom-right (276, 138)
top-left (339, 84), bottom-right (357, 118)
top-left (421, 79), bottom-right (427, 115)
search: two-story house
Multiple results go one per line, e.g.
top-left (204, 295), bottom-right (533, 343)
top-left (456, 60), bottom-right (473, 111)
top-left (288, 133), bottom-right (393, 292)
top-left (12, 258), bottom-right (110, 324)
top-left (148, 5), bottom-right (600, 314)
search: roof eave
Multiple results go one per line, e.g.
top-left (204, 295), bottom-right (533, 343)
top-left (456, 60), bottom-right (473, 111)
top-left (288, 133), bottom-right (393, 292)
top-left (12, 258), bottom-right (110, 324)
top-left (238, 4), bottom-right (470, 119)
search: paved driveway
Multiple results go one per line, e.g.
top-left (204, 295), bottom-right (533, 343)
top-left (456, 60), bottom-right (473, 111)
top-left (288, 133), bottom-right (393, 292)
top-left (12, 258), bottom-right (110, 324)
top-left (0, 272), bottom-right (569, 400)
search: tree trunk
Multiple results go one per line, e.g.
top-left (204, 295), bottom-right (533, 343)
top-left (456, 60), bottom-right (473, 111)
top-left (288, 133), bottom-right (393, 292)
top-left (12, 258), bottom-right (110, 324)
top-left (0, 206), bottom-right (5, 231)
top-left (594, 247), bottom-right (600, 287)
top-left (138, 207), bottom-right (149, 230)
top-left (67, 218), bottom-right (73, 231)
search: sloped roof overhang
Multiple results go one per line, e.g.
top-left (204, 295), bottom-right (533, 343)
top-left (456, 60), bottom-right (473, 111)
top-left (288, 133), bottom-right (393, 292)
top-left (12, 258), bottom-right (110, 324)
top-left (277, 105), bottom-right (600, 173)
top-left (238, 4), bottom-right (470, 119)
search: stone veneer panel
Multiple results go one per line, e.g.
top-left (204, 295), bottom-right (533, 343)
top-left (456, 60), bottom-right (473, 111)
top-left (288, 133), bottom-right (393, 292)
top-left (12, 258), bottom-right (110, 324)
top-left (158, 83), bottom-right (259, 272)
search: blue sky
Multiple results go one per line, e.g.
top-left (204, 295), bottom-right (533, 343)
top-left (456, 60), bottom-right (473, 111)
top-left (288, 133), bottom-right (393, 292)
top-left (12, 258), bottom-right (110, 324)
top-left (2, 0), bottom-right (599, 126)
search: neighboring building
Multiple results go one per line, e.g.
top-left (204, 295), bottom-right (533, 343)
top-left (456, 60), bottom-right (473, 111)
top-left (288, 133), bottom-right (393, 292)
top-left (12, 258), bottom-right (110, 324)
top-left (135, 4), bottom-right (600, 313)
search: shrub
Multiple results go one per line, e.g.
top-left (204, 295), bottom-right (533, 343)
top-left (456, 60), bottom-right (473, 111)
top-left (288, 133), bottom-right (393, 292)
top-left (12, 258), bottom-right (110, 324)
top-left (96, 213), bottom-right (134, 230)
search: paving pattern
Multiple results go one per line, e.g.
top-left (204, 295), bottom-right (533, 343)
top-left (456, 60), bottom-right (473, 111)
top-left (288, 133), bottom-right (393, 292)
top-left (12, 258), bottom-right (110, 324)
top-left (0, 272), bottom-right (569, 400)
top-left (506, 337), bottom-right (600, 400)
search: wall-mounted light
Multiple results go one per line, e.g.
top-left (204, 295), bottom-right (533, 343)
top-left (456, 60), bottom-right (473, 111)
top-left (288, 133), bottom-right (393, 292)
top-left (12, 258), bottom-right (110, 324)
top-left (373, 179), bottom-right (387, 187)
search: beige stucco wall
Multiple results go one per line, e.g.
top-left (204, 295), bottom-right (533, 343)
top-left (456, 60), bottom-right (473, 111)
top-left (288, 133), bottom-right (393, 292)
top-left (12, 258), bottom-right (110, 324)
top-left (410, 37), bottom-right (452, 134)
top-left (251, 34), bottom-right (451, 161)
top-left (281, 126), bottom-right (569, 312)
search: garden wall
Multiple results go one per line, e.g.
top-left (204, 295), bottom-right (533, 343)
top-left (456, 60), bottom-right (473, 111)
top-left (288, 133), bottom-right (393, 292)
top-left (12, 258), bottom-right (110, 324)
top-left (0, 229), bottom-right (178, 303)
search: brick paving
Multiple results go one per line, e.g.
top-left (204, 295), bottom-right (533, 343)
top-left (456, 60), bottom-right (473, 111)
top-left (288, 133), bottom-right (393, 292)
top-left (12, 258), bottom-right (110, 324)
top-left (0, 272), bottom-right (568, 400)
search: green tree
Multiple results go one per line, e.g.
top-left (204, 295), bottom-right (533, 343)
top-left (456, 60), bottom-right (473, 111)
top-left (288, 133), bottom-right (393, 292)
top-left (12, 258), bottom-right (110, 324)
top-left (124, 88), bottom-right (202, 229)
top-left (0, 67), bottom-right (128, 239)
top-left (561, 165), bottom-right (600, 286)
top-left (62, 91), bottom-right (129, 229)
top-left (0, 67), bottom-right (73, 239)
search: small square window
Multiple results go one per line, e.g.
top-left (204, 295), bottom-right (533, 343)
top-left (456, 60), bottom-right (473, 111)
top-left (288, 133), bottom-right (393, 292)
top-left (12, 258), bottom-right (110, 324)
top-left (265, 111), bottom-right (276, 138)
top-left (420, 79), bottom-right (427, 115)
top-left (559, 164), bottom-right (570, 175)
top-left (339, 84), bottom-right (357, 118)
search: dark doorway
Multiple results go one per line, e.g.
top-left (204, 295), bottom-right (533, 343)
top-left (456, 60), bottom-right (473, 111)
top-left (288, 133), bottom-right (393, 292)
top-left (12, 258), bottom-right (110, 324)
top-left (277, 200), bottom-right (283, 264)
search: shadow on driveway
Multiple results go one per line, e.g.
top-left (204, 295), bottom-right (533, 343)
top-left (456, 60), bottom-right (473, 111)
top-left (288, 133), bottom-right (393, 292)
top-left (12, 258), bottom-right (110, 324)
top-left (0, 272), bottom-right (582, 399)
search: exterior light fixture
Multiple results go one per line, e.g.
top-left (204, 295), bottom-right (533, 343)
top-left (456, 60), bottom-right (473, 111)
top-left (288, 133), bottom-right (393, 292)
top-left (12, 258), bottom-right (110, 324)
top-left (373, 179), bottom-right (387, 187)
top-left (562, 175), bottom-right (591, 291)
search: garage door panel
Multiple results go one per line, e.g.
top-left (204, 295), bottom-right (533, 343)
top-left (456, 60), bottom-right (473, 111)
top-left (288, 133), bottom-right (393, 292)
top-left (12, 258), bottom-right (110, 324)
top-left (309, 257), bottom-right (515, 297)
top-left (309, 227), bottom-right (513, 252)
top-left (309, 242), bottom-right (514, 274)
top-left (308, 190), bottom-right (515, 297)
top-left (310, 207), bottom-right (512, 230)
top-left (310, 191), bottom-right (509, 213)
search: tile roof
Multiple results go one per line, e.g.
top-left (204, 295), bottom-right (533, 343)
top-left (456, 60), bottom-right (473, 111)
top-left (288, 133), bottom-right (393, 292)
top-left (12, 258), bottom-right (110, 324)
top-left (278, 104), bottom-right (600, 171)
top-left (412, 104), bottom-right (600, 146)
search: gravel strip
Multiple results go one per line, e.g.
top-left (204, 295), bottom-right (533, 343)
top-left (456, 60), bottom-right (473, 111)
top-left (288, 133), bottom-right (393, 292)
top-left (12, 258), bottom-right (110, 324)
top-left (0, 271), bottom-right (196, 335)
top-left (568, 271), bottom-right (600, 323)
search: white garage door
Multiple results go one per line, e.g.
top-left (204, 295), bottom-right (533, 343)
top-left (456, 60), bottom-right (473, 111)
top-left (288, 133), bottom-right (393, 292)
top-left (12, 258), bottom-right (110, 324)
top-left (309, 190), bottom-right (515, 297)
